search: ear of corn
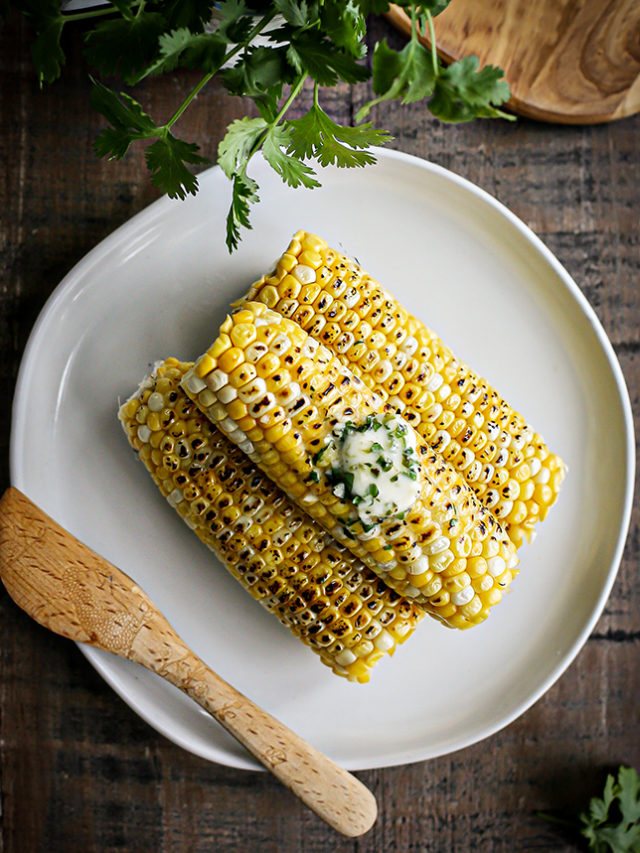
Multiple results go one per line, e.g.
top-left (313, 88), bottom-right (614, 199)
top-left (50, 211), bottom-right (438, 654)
top-left (118, 358), bottom-right (424, 682)
top-left (240, 230), bottom-right (566, 549)
top-left (182, 304), bottom-right (519, 628)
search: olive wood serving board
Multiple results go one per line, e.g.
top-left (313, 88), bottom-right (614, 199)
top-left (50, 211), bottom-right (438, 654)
top-left (387, 1), bottom-right (640, 124)
top-left (0, 487), bottom-right (377, 838)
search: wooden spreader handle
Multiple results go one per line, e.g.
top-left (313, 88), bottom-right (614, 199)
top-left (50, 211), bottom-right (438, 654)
top-left (0, 487), bottom-right (377, 838)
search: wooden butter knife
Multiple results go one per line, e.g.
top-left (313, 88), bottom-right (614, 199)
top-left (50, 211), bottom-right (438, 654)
top-left (0, 487), bottom-right (377, 838)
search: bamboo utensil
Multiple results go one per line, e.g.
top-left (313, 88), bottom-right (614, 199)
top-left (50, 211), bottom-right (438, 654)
top-left (0, 487), bottom-right (377, 838)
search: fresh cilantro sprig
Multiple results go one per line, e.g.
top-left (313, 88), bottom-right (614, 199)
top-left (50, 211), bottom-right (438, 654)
top-left (10, 0), bottom-right (514, 251)
top-left (357, 2), bottom-right (513, 122)
top-left (539, 766), bottom-right (640, 853)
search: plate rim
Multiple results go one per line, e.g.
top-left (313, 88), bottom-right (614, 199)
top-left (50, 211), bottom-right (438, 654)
top-left (10, 148), bottom-right (636, 771)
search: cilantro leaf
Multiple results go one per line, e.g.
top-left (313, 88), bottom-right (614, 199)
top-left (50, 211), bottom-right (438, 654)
top-left (161, 0), bottom-right (215, 32)
top-left (217, 116), bottom-right (268, 179)
top-left (352, 0), bottom-right (390, 13)
top-left (262, 125), bottom-right (320, 188)
top-left (144, 28), bottom-right (227, 77)
top-left (429, 55), bottom-right (513, 122)
top-left (84, 13), bottom-right (166, 86)
top-left (618, 767), bottom-right (640, 826)
top-left (145, 134), bottom-right (209, 200)
top-left (214, 0), bottom-right (255, 43)
top-left (398, 0), bottom-right (452, 14)
top-left (320, 0), bottom-right (366, 57)
top-left (90, 79), bottom-right (158, 137)
top-left (577, 767), bottom-right (640, 853)
top-left (357, 37), bottom-right (436, 121)
top-left (286, 31), bottom-right (369, 86)
top-left (286, 103), bottom-right (391, 168)
top-left (272, 0), bottom-right (316, 28)
top-left (91, 80), bottom-right (160, 160)
top-left (226, 172), bottom-right (260, 252)
top-left (30, 14), bottom-right (65, 85)
top-left (222, 45), bottom-right (293, 97)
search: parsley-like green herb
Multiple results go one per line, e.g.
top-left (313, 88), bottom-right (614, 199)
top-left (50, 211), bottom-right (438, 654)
top-left (539, 766), bottom-right (640, 853)
top-left (13, 0), bottom-right (513, 251)
top-left (311, 445), bottom-right (329, 466)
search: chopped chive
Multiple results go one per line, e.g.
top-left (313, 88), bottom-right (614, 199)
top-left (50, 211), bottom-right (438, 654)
top-left (312, 445), bottom-right (329, 465)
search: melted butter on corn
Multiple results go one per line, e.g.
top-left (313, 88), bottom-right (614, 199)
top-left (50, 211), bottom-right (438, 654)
top-left (119, 358), bottom-right (424, 681)
top-left (319, 413), bottom-right (422, 525)
top-left (240, 230), bottom-right (567, 549)
top-left (183, 304), bottom-right (520, 628)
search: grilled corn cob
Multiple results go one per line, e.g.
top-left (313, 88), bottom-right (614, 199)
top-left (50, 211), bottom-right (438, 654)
top-left (182, 304), bottom-right (519, 627)
top-left (118, 358), bottom-right (423, 681)
top-left (241, 231), bottom-right (566, 548)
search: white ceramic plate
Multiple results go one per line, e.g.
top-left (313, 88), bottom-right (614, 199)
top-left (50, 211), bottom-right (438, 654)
top-left (11, 150), bottom-right (634, 771)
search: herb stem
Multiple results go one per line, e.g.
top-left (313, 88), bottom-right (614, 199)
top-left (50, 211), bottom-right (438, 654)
top-left (162, 9), bottom-right (278, 130)
top-left (426, 10), bottom-right (439, 78)
top-left (61, 5), bottom-right (120, 21)
top-left (165, 71), bottom-right (215, 129)
top-left (271, 74), bottom-right (308, 131)
top-left (248, 72), bottom-right (308, 158)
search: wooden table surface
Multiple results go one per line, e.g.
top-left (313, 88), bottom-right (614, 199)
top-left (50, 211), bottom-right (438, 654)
top-left (1, 11), bottom-right (638, 853)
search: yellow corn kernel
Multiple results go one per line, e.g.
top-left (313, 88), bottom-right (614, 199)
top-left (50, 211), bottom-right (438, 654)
top-left (265, 421), bottom-right (291, 443)
top-left (301, 233), bottom-right (327, 254)
top-left (209, 334), bottom-right (232, 360)
top-left (277, 275), bottom-right (302, 300)
top-left (255, 352), bottom-right (280, 379)
top-left (278, 252), bottom-right (298, 273)
top-left (298, 249), bottom-right (323, 269)
top-left (217, 347), bottom-right (245, 374)
top-left (229, 363), bottom-right (257, 388)
top-left (195, 353), bottom-right (216, 378)
top-left (299, 284), bottom-right (321, 304)
top-left (230, 323), bottom-right (257, 349)
top-left (275, 432), bottom-right (300, 453)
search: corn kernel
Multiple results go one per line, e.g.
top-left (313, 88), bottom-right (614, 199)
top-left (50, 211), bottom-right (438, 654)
top-left (217, 347), bottom-right (245, 374)
top-left (229, 363), bottom-right (257, 388)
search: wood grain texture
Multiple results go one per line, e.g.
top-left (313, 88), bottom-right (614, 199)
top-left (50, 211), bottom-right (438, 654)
top-left (387, 0), bottom-right (640, 123)
top-left (0, 488), bottom-right (377, 838)
top-left (1, 10), bottom-right (639, 853)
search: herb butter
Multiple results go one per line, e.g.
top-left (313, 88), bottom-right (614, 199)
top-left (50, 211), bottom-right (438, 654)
top-left (315, 413), bottom-right (421, 525)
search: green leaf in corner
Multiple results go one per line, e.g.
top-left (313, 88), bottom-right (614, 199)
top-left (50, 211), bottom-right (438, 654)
top-left (579, 766), bottom-right (640, 853)
top-left (145, 134), bottom-right (210, 200)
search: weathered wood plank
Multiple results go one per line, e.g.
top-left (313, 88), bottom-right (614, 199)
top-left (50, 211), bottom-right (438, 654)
top-left (1, 9), bottom-right (638, 853)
